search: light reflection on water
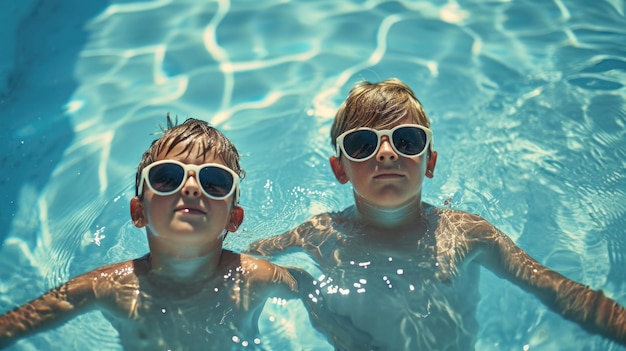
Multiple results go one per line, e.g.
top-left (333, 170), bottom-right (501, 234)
top-left (1, 0), bottom-right (625, 350)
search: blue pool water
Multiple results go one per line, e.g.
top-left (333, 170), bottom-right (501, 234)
top-left (1, 0), bottom-right (625, 350)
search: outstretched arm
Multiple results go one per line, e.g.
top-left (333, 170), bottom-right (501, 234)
top-left (246, 218), bottom-right (317, 257)
top-left (247, 214), bottom-right (338, 259)
top-left (246, 225), bottom-right (307, 257)
top-left (475, 220), bottom-right (626, 345)
top-left (0, 259), bottom-right (142, 349)
top-left (0, 273), bottom-right (98, 348)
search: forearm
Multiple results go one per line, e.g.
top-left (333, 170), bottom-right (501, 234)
top-left (247, 231), bottom-right (302, 257)
top-left (551, 281), bottom-right (626, 344)
top-left (248, 217), bottom-right (336, 259)
top-left (486, 234), bottom-right (626, 344)
top-left (0, 296), bottom-right (72, 344)
top-left (0, 279), bottom-right (96, 347)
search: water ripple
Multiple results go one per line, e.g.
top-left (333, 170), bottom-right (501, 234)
top-left (2, 0), bottom-right (626, 350)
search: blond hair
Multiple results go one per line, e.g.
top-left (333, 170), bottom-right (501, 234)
top-left (330, 78), bottom-right (431, 151)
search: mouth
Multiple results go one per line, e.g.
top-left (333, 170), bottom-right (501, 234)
top-left (174, 206), bottom-right (206, 215)
top-left (373, 172), bottom-right (404, 180)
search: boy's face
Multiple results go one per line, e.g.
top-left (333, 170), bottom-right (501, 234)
top-left (130, 141), bottom-right (243, 254)
top-left (330, 116), bottom-right (437, 209)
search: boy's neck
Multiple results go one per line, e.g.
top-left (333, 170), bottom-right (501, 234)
top-left (147, 248), bottom-right (223, 283)
top-left (353, 195), bottom-right (424, 228)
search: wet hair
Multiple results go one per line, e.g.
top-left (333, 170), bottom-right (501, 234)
top-left (330, 78), bottom-right (431, 151)
top-left (135, 114), bottom-right (245, 197)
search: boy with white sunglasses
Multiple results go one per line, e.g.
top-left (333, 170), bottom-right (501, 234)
top-left (0, 117), bottom-right (345, 350)
top-left (248, 78), bottom-right (626, 350)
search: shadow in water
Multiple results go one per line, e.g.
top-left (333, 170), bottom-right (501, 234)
top-left (0, 0), bottom-right (110, 245)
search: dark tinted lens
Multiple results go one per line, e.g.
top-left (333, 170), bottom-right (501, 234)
top-left (343, 130), bottom-right (378, 159)
top-left (392, 127), bottom-right (427, 155)
top-left (148, 163), bottom-right (185, 193)
top-left (199, 167), bottom-right (234, 197)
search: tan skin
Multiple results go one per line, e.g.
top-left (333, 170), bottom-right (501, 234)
top-left (0, 141), bottom-right (310, 350)
top-left (330, 115), bottom-right (437, 227)
top-left (249, 118), bottom-right (626, 350)
top-left (130, 142), bottom-right (246, 283)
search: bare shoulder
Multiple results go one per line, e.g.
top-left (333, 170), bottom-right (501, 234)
top-left (88, 256), bottom-right (148, 282)
top-left (90, 258), bottom-right (139, 274)
top-left (430, 205), bottom-right (498, 240)
top-left (63, 257), bottom-right (147, 307)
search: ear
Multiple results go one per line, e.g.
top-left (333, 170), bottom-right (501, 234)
top-left (226, 205), bottom-right (244, 232)
top-left (425, 150), bottom-right (438, 179)
top-left (130, 197), bottom-right (148, 228)
top-left (329, 156), bottom-right (350, 184)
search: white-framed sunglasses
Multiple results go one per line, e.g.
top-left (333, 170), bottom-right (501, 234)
top-left (335, 124), bottom-right (433, 162)
top-left (138, 160), bottom-right (239, 201)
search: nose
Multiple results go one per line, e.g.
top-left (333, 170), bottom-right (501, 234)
top-left (376, 135), bottom-right (397, 162)
top-left (181, 171), bottom-right (201, 197)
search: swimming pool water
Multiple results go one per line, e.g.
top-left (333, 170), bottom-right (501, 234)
top-left (1, 0), bottom-right (625, 350)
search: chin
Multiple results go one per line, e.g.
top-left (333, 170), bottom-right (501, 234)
top-left (377, 196), bottom-right (418, 209)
